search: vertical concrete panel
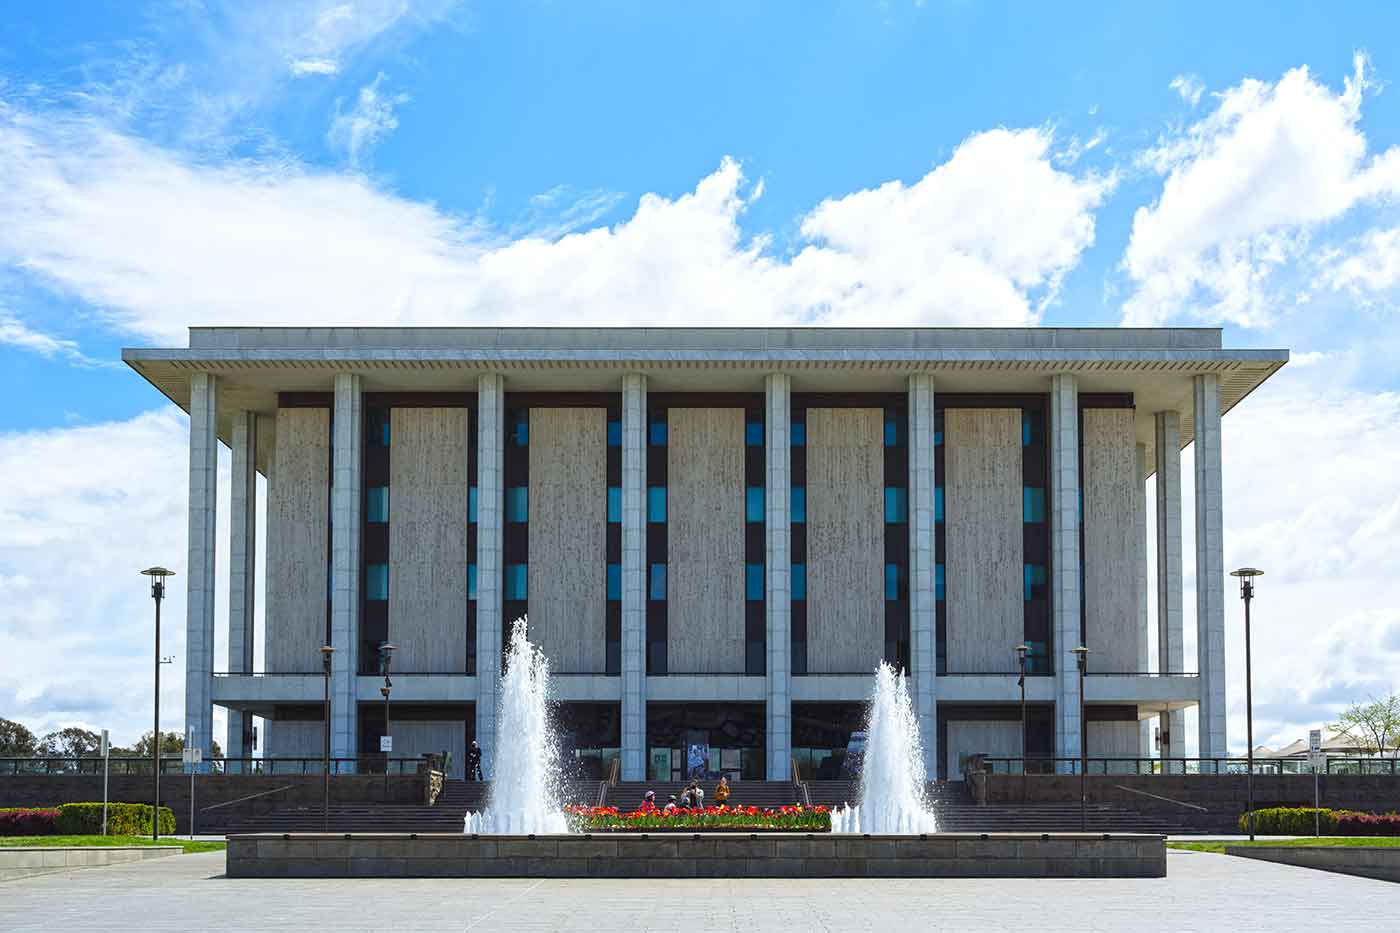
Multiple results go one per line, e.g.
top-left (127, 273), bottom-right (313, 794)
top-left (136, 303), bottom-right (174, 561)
top-left (1194, 375), bottom-right (1228, 760)
top-left (620, 375), bottom-right (648, 779)
top-left (907, 376), bottom-right (938, 776)
top-left (1088, 721), bottom-right (1142, 771)
top-left (528, 407), bottom-right (607, 672)
top-left (668, 408), bottom-right (746, 673)
top-left (227, 411), bottom-right (257, 764)
top-left (764, 374), bottom-right (792, 780)
top-left (330, 374), bottom-right (362, 758)
top-left (266, 408), bottom-right (330, 673)
top-left (388, 721), bottom-right (467, 779)
top-left (1154, 411), bottom-right (1187, 762)
top-left (185, 373), bottom-right (218, 763)
top-left (389, 408), bottom-right (470, 673)
top-left (946, 721), bottom-right (1022, 780)
top-left (475, 375), bottom-right (505, 773)
top-left (265, 721), bottom-right (324, 761)
top-left (1050, 375), bottom-right (1081, 765)
top-left (1082, 409), bottom-right (1141, 674)
top-left (806, 408), bottom-right (884, 673)
top-left (944, 409), bottom-right (1023, 673)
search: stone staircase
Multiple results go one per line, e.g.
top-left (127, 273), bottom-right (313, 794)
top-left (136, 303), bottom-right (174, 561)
top-left (603, 781), bottom-right (804, 811)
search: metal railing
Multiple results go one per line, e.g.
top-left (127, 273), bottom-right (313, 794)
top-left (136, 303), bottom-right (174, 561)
top-left (0, 756), bottom-right (433, 776)
top-left (977, 757), bottom-right (1400, 776)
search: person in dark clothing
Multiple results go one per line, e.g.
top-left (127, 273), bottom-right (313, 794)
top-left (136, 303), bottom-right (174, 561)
top-left (467, 740), bottom-right (484, 781)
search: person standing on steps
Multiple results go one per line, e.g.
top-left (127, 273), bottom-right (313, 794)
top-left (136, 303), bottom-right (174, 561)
top-left (714, 776), bottom-right (730, 807)
top-left (467, 740), bottom-right (484, 781)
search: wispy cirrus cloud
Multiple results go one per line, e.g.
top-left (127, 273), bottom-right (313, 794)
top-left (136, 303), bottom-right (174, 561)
top-left (327, 72), bottom-right (408, 165)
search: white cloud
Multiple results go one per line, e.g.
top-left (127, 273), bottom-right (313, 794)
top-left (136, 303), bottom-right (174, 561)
top-left (1169, 73), bottom-right (1205, 108)
top-left (0, 311), bottom-right (84, 360)
top-left (1123, 54), bottom-right (1400, 326)
top-left (0, 113), bottom-right (1110, 342)
top-left (1325, 225), bottom-right (1400, 297)
top-left (327, 72), bottom-right (407, 165)
top-left (289, 58), bottom-right (340, 77)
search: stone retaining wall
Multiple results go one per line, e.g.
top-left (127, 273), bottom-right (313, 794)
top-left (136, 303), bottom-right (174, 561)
top-left (1226, 845), bottom-right (1400, 884)
top-left (0, 845), bottom-right (179, 882)
top-left (227, 832), bottom-right (1166, 878)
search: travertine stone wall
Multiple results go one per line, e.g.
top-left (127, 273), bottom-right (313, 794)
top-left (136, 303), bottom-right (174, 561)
top-left (266, 408), bottom-right (329, 673)
top-left (1082, 409), bottom-right (1141, 674)
top-left (528, 407), bottom-right (607, 673)
top-left (944, 409), bottom-right (1023, 673)
top-left (806, 408), bottom-right (884, 673)
top-left (1087, 721), bottom-right (1142, 767)
top-left (668, 408), bottom-right (746, 673)
top-left (389, 720), bottom-right (467, 779)
top-left (264, 721), bottom-right (324, 759)
top-left (946, 721), bottom-right (1022, 779)
top-left (390, 408), bottom-right (470, 673)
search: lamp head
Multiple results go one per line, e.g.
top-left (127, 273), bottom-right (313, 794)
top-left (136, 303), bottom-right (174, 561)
top-left (1071, 645), bottom-right (1090, 672)
top-left (141, 566), bottom-right (175, 598)
top-left (1015, 643), bottom-right (1029, 660)
top-left (1230, 567), bottom-right (1263, 599)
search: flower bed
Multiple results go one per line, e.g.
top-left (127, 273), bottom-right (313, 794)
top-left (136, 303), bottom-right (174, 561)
top-left (565, 804), bottom-right (832, 832)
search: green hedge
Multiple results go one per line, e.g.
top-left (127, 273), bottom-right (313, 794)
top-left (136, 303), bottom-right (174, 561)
top-left (54, 803), bottom-right (175, 836)
top-left (1239, 807), bottom-right (1338, 835)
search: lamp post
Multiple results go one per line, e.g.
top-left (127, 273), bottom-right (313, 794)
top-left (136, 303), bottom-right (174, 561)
top-left (1072, 645), bottom-right (1090, 832)
top-left (379, 643), bottom-right (397, 800)
top-left (1231, 567), bottom-right (1264, 841)
top-left (320, 645), bottom-right (335, 832)
top-left (140, 567), bottom-right (175, 841)
top-left (1015, 643), bottom-right (1029, 799)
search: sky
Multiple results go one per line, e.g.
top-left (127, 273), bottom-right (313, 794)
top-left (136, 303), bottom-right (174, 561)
top-left (1, 1), bottom-right (1399, 755)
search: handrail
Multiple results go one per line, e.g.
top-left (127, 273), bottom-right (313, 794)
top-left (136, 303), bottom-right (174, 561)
top-left (1111, 784), bottom-right (1208, 812)
top-left (596, 758), bottom-right (619, 807)
top-left (200, 784), bottom-right (297, 812)
top-left (790, 756), bottom-right (812, 807)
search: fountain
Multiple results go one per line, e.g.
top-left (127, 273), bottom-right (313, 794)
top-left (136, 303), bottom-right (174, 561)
top-left (463, 618), bottom-right (569, 835)
top-left (830, 661), bottom-right (939, 834)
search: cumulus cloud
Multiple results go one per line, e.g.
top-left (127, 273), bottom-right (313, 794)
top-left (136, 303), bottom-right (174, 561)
top-left (327, 73), bottom-right (407, 165)
top-left (0, 113), bottom-right (1111, 343)
top-left (1324, 226), bottom-right (1400, 297)
top-left (1123, 54), bottom-right (1400, 326)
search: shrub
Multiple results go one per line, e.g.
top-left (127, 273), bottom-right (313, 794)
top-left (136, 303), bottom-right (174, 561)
top-left (55, 803), bottom-right (175, 836)
top-left (1238, 807), bottom-right (1338, 835)
top-left (1334, 810), bottom-right (1400, 836)
top-left (0, 808), bottom-right (59, 836)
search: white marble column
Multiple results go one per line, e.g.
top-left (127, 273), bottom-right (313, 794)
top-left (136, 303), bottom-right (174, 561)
top-left (226, 410), bottom-right (257, 767)
top-left (1154, 411), bottom-right (1187, 766)
top-left (620, 373), bottom-right (648, 781)
top-left (474, 373), bottom-right (506, 776)
top-left (330, 374), bottom-right (362, 763)
top-left (907, 373), bottom-right (937, 778)
top-left (185, 373), bottom-right (217, 770)
top-left (1193, 376), bottom-right (1228, 761)
top-left (1050, 374), bottom-right (1082, 768)
top-left (764, 373), bottom-right (792, 781)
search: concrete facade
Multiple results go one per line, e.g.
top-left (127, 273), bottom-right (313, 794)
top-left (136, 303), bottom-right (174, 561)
top-left (185, 372), bottom-right (218, 766)
top-left (124, 327), bottom-right (1284, 779)
top-left (226, 409), bottom-right (257, 763)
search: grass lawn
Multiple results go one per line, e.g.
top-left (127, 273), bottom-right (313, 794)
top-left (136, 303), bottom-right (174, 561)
top-left (1170, 837), bottom-right (1400, 855)
top-left (0, 836), bottom-right (225, 853)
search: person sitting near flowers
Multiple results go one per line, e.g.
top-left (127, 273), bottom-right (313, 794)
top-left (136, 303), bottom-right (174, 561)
top-left (664, 795), bottom-right (678, 813)
top-left (714, 776), bottom-right (730, 806)
top-left (639, 790), bottom-right (657, 812)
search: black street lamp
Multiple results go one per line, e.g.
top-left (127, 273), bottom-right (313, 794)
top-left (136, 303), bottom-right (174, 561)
top-left (1231, 567), bottom-right (1264, 841)
top-left (320, 645), bottom-right (335, 832)
top-left (378, 643), bottom-right (397, 799)
top-left (1015, 643), bottom-right (1029, 798)
top-left (141, 567), bottom-right (175, 841)
top-left (1072, 645), bottom-right (1090, 832)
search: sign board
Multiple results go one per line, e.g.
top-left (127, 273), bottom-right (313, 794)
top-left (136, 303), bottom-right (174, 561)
top-left (380, 736), bottom-right (393, 753)
top-left (1309, 729), bottom-right (1323, 754)
top-left (1309, 751), bottom-right (1327, 772)
top-left (182, 748), bottom-right (202, 765)
top-left (99, 729), bottom-right (109, 757)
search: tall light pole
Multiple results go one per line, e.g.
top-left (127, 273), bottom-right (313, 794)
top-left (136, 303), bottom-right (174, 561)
top-left (1015, 643), bottom-right (1029, 799)
top-left (1072, 645), bottom-right (1090, 832)
top-left (1231, 567), bottom-right (1264, 841)
top-left (320, 645), bottom-right (335, 832)
top-left (141, 567), bottom-right (175, 841)
top-left (379, 643), bottom-right (397, 800)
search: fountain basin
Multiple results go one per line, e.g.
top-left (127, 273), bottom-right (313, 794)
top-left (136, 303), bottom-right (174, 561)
top-left (226, 832), bottom-right (1165, 878)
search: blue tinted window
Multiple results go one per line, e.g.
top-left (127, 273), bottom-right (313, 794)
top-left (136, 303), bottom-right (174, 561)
top-left (885, 487), bottom-right (908, 523)
top-left (648, 487), bottom-right (667, 523)
top-left (885, 563), bottom-right (901, 600)
top-left (935, 563), bottom-right (945, 601)
top-left (934, 429), bottom-right (943, 447)
top-left (650, 563), bottom-right (667, 601)
top-left (746, 563), bottom-right (764, 601)
top-left (468, 564), bottom-right (477, 601)
top-left (367, 486), bottom-right (389, 523)
top-left (649, 421), bottom-right (667, 446)
top-left (792, 563), bottom-right (806, 601)
top-left (607, 563), bottom-right (621, 601)
top-left (791, 421), bottom-right (806, 446)
top-left (1022, 411), bottom-right (1041, 447)
top-left (366, 564), bottom-right (389, 601)
top-left (506, 487), bottom-right (529, 523)
top-left (746, 486), bottom-right (765, 522)
top-left (791, 486), bottom-right (806, 524)
top-left (1024, 564), bottom-right (1047, 601)
top-left (934, 487), bottom-right (944, 522)
top-left (468, 486), bottom-right (478, 523)
top-left (884, 419), bottom-right (900, 447)
top-left (505, 564), bottom-right (528, 601)
top-left (1023, 487), bottom-right (1046, 523)
top-left (512, 417), bottom-right (528, 447)
top-left (607, 487), bottom-right (622, 523)
top-left (607, 419), bottom-right (622, 447)
top-left (746, 420), bottom-right (764, 446)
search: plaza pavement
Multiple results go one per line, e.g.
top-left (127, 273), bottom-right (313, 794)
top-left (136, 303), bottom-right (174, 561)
top-left (2, 847), bottom-right (1397, 931)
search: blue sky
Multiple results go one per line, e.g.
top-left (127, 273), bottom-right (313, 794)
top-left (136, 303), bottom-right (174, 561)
top-left (1, 1), bottom-right (1399, 752)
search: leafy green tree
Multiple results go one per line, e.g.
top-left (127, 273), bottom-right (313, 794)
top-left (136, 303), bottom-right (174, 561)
top-left (1328, 693), bottom-right (1400, 757)
top-left (0, 717), bottom-right (37, 756)
top-left (124, 731), bottom-right (222, 759)
top-left (38, 726), bottom-right (102, 757)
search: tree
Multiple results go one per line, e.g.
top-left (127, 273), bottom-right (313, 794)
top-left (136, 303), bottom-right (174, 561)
top-left (1328, 694), bottom-right (1400, 757)
top-left (123, 731), bottom-right (222, 760)
top-left (0, 718), bottom-right (37, 756)
top-left (38, 727), bottom-right (102, 758)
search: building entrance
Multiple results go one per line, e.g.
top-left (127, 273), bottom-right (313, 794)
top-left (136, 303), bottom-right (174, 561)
top-left (646, 703), bottom-right (764, 781)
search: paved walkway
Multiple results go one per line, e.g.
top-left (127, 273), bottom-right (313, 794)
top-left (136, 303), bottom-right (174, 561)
top-left (2, 848), bottom-right (1397, 931)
